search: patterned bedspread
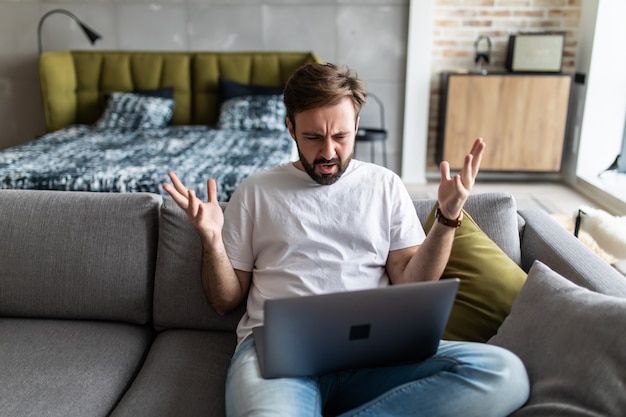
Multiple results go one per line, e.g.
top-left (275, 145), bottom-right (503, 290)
top-left (0, 125), bottom-right (295, 201)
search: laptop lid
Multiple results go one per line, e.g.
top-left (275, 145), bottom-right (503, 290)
top-left (253, 278), bottom-right (460, 379)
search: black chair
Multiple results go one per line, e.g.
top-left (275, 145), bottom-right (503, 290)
top-left (356, 92), bottom-right (388, 167)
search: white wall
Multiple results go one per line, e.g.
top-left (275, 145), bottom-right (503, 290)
top-left (400, 0), bottom-right (433, 184)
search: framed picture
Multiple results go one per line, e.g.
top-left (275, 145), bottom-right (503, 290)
top-left (506, 32), bottom-right (565, 73)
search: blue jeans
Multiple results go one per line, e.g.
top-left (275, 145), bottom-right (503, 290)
top-left (226, 336), bottom-right (529, 417)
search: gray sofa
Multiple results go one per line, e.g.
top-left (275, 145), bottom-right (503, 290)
top-left (1, 189), bottom-right (624, 417)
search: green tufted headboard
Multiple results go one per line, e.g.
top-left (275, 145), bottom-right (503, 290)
top-left (39, 50), bottom-right (321, 132)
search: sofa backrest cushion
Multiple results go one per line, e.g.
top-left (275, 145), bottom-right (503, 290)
top-left (412, 192), bottom-right (521, 265)
top-left (0, 190), bottom-right (160, 324)
top-left (153, 199), bottom-right (244, 332)
top-left (154, 192), bottom-right (521, 332)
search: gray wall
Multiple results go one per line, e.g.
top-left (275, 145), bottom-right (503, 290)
top-left (0, 0), bottom-right (409, 173)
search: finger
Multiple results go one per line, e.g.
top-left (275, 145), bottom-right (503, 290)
top-left (162, 183), bottom-right (178, 198)
top-left (187, 189), bottom-right (199, 217)
top-left (461, 154), bottom-right (474, 189)
top-left (164, 185), bottom-right (190, 210)
top-left (207, 178), bottom-right (217, 203)
top-left (163, 172), bottom-right (191, 205)
top-left (454, 174), bottom-right (465, 198)
top-left (454, 174), bottom-right (468, 205)
top-left (470, 138), bottom-right (485, 176)
top-left (439, 160), bottom-right (451, 181)
top-left (470, 137), bottom-right (483, 153)
top-left (168, 171), bottom-right (189, 195)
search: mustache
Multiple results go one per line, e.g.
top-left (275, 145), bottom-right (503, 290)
top-left (314, 157), bottom-right (340, 165)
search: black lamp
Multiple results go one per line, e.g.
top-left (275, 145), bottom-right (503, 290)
top-left (37, 9), bottom-right (102, 54)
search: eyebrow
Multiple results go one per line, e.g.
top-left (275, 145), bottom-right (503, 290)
top-left (300, 130), bottom-right (352, 137)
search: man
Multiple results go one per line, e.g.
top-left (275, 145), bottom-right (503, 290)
top-left (164, 62), bottom-right (529, 416)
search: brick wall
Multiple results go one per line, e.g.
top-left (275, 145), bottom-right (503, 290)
top-left (427, 0), bottom-right (581, 170)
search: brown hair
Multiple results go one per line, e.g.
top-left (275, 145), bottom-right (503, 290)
top-left (283, 62), bottom-right (367, 127)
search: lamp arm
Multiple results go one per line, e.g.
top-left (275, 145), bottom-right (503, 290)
top-left (37, 9), bottom-right (101, 54)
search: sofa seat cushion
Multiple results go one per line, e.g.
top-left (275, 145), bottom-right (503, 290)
top-left (110, 330), bottom-right (236, 417)
top-left (0, 318), bottom-right (153, 417)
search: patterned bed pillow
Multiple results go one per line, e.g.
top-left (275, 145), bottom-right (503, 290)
top-left (217, 94), bottom-right (286, 131)
top-left (96, 92), bottom-right (175, 129)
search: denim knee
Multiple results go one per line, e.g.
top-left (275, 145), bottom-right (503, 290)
top-left (478, 344), bottom-right (530, 413)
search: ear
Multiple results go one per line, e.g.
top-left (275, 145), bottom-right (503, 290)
top-left (286, 117), bottom-right (296, 140)
top-left (355, 116), bottom-right (360, 133)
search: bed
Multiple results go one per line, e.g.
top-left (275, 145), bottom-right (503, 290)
top-left (0, 50), bottom-right (320, 201)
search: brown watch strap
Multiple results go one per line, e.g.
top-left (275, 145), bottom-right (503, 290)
top-left (435, 208), bottom-right (463, 228)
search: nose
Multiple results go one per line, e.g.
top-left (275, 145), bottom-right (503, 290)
top-left (319, 136), bottom-right (336, 160)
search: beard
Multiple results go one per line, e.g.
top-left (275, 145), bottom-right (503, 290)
top-left (298, 149), bottom-right (353, 185)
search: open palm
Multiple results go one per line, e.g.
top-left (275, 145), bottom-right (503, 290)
top-left (437, 138), bottom-right (485, 219)
top-left (163, 172), bottom-right (224, 243)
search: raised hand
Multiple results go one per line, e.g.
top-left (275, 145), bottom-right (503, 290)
top-left (163, 172), bottom-right (224, 244)
top-left (437, 138), bottom-right (485, 219)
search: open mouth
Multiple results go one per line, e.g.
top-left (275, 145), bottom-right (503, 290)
top-left (314, 158), bottom-right (340, 175)
top-left (317, 163), bottom-right (336, 175)
top-left (302, 156), bottom-right (345, 185)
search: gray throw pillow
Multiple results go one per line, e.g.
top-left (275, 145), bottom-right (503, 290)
top-left (488, 261), bottom-right (626, 416)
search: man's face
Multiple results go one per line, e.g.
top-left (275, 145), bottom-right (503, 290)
top-left (287, 97), bottom-right (359, 185)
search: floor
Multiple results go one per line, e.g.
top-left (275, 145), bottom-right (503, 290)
top-left (404, 180), bottom-right (598, 216)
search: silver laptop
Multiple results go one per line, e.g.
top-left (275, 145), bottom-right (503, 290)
top-left (253, 278), bottom-right (460, 379)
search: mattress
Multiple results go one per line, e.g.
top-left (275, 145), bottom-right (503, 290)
top-left (0, 125), bottom-right (294, 202)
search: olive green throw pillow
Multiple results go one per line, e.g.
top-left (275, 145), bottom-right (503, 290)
top-left (423, 204), bottom-right (527, 342)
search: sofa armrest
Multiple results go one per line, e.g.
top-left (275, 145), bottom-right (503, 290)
top-left (518, 209), bottom-right (626, 296)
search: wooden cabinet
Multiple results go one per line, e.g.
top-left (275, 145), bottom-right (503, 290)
top-left (438, 72), bottom-right (572, 172)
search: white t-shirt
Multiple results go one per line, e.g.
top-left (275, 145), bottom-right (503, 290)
top-left (222, 159), bottom-right (426, 346)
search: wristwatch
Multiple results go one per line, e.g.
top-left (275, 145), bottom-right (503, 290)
top-left (435, 208), bottom-right (463, 228)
